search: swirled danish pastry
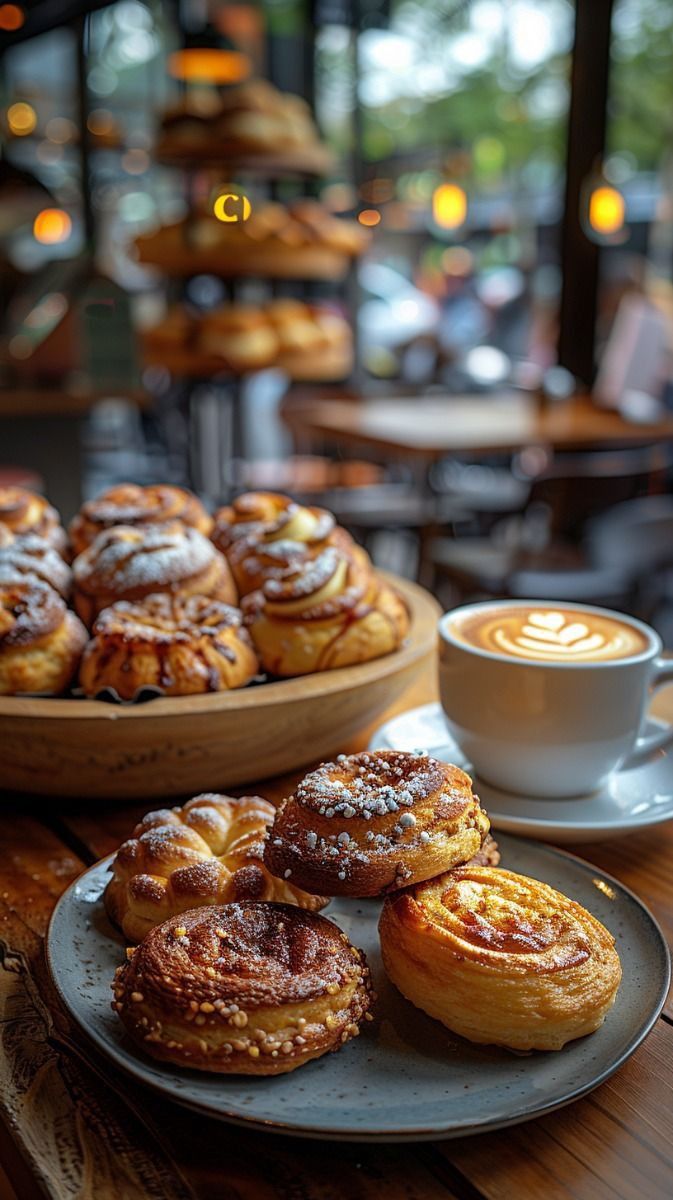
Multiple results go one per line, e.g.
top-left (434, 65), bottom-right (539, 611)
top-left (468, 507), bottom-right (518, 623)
top-left (79, 593), bottom-right (259, 699)
top-left (264, 750), bottom-right (491, 896)
top-left (72, 523), bottom-right (237, 626)
top-left (0, 532), bottom-right (72, 598)
top-left (0, 486), bottom-right (67, 556)
top-left (379, 866), bottom-right (622, 1051)
top-left (242, 546), bottom-right (408, 675)
top-left (69, 483), bottom-right (213, 556)
top-left (212, 491), bottom-right (354, 596)
top-left (105, 792), bottom-right (327, 943)
top-left (112, 901), bottom-right (374, 1074)
top-left (0, 580), bottom-right (87, 694)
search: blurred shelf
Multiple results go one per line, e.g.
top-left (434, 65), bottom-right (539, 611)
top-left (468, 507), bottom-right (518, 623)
top-left (153, 144), bottom-right (335, 178)
top-left (0, 386), bottom-right (149, 418)
top-left (141, 343), bottom-right (352, 384)
top-left (136, 245), bottom-right (354, 282)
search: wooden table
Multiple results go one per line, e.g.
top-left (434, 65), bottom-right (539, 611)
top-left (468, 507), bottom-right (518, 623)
top-left (289, 391), bottom-right (673, 461)
top-left (2, 671), bottom-right (673, 1200)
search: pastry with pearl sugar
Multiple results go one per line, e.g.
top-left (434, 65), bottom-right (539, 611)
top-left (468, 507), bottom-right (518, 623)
top-left (112, 901), bottom-right (374, 1074)
top-left (264, 749), bottom-right (491, 897)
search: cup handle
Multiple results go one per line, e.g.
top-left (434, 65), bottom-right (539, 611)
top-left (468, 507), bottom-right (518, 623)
top-left (623, 656), bottom-right (673, 768)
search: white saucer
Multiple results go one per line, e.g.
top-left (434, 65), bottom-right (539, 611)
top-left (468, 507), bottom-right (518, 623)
top-left (369, 703), bottom-right (673, 843)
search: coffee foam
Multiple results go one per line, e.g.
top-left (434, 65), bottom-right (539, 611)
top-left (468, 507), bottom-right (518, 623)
top-left (451, 606), bottom-right (649, 664)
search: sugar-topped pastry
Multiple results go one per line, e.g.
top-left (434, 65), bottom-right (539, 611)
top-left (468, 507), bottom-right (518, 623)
top-left (72, 522), bottom-right (237, 626)
top-left (69, 483), bottom-right (213, 556)
top-left (0, 532), bottom-right (72, 598)
top-left (379, 865), bottom-right (622, 1051)
top-left (112, 901), bottom-right (374, 1074)
top-left (264, 750), bottom-right (491, 896)
top-left (105, 792), bottom-right (327, 943)
top-left (0, 486), bottom-right (67, 556)
top-left (0, 579), bottom-right (87, 695)
top-left (242, 545), bottom-right (408, 676)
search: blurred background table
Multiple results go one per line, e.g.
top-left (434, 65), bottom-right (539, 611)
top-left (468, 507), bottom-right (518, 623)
top-left (1, 668), bottom-right (672, 1200)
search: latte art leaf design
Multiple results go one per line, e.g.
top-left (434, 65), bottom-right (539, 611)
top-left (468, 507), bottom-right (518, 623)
top-left (516, 612), bottom-right (606, 657)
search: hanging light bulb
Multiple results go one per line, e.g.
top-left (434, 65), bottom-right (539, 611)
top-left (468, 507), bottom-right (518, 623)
top-left (581, 166), bottom-right (627, 245)
top-left (168, 25), bottom-right (250, 85)
top-left (432, 183), bottom-right (467, 231)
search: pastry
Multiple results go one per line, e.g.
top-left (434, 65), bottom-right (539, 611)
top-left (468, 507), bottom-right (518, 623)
top-left (105, 792), bottom-right (327, 942)
top-left (135, 200), bottom-right (368, 281)
top-left (112, 901), bottom-right (373, 1074)
top-left (79, 593), bottom-right (259, 700)
top-left (0, 485), bottom-right (67, 556)
top-left (72, 523), bottom-right (237, 627)
top-left (212, 491), bottom-right (356, 596)
top-left (0, 531), bottom-right (72, 597)
top-left (379, 865), bottom-right (622, 1051)
top-left (69, 483), bottom-right (212, 556)
top-left (265, 301), bottom-right (352, 382)
top-left (198, 305), bottom-right (279, 372)
top-left (0, 579), bottom-right (87, 695)
top-left (264, 750), bottom-right (491, 896)
top-left (242, 545), bottom-right (408, 676)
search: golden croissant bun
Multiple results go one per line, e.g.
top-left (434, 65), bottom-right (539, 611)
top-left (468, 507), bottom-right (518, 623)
top-left (0, 532), bottom-right (72, 598)
top-left (0, 486), bottom-right (67, 556)
top-left (105, 792), bottom-right (327, 943)
top-left (212, 491), bottom-right (354, 596)
top-left (72, 522), bottom-right (237, 626)
top-left (0, 579), bottom-right (87, 695)
top-left (79, 593), bottom-right (258, 699)
top-left (69, 483), bottom-right (213, 556)
top-left (264, 750), bottom-right (491, 896)
top-left (379, 865), bottom-right (622, 1051)
top-left (112, 901), bottom-right (374, 1075)
top-left (242, 546), bottom-right (408, 676)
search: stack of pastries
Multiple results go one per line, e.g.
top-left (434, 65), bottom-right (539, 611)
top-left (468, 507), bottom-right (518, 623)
top-left (108, 749), bottom-right (621, 1076)
top-left (0, 485), bottom-right (409, 696)
top-left (156, 80), bottom-right (333, 170)
top-left (142, 299), bottom-right (353, 382)
top-left (135, 199), bottom-right (369, 280)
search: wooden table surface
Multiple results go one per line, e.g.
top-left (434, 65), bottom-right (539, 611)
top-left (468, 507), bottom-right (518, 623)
top-left (2, 669), bottom-right (673, 1200)
top-left (290, 392), bottom-right (673, 460)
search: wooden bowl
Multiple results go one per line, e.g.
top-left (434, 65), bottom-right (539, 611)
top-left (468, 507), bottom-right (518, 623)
top-left (0, 575), bottom-right (439, 800)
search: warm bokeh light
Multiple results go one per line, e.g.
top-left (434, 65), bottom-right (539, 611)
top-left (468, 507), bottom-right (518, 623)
top-left (433, 183), bottom-right (468, 230)
top-left (588, 185), bottom-right (625, 237)
top-left (7, 101), bottom-right (36, 136)
top-left (442, 246), bottom-right (474, 277)
top-left (122, 148), bottom-right (150, 174)
top-left (87, 108), bottom-right (115, 135)
top-left (33, 208), bottom-right (72, 245)
top-left (213, 191), bottom-right (252, 222)
top-left (358, 209), bottom-right (381, 228)
top-left (168, 48), bottom-right (250, 84)
top-left (45, 116), bottom-right (77, 143)
top-left (0, 4), bottom-right (24, 32)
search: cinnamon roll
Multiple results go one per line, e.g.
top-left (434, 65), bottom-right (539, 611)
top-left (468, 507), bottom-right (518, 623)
top-left (212, 491), bottom-right (355, 596)
top-left (242, 546), bottom-right (408, 676)
top-left (379, 866), bottom-right (622, 1051)
top-left (112, 901), bottom-right (373, 1074)
top-left (105, 793), bottom-right (327, 943)
top-left (69, 483), bottom-right (212, 556)
top-left (264, 751), bottom-right (491, 897)
top-left (72, 523), bottom-right (237, 627)
top-left (0, 579), bottom-right (87, 695)
top-left (79, 593), bottom-right (258, 699)
top-left (0, 486), bottom-right (67, 556)
top-left (0, 532), bottom-right (72, 598)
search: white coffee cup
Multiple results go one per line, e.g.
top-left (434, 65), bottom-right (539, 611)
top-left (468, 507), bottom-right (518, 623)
top-left (438, 599), bottom-right (673, 798)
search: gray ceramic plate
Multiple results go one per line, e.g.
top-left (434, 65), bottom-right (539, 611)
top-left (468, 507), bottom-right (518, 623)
top-left (46, 834), bottom-right (670, 1142)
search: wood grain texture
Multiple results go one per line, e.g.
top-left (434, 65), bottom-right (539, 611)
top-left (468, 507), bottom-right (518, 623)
top-left (0, 574), bottom-right (438, 800)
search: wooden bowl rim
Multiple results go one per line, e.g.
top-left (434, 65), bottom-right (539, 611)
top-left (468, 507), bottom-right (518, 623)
top-left (0, 572), bottom-right (439, 724)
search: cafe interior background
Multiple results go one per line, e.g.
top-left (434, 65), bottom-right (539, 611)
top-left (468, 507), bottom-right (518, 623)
top-left (2, 0), bottom-right (673, 638)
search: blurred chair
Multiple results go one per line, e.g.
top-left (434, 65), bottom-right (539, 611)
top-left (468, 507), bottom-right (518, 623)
top-left (429, 444), bottom-right (673, 608)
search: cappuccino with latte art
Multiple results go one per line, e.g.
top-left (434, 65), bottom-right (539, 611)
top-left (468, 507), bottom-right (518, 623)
top-left (451, 605), bottom-right (648, 664)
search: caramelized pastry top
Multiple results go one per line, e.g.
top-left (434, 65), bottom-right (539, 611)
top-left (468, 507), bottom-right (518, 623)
top-left (214, 491), bottom-right (335, 552)
top-left (0, 486), bottom-right (66, 554)
top-left (69, 483), bottom-right (212, 554)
